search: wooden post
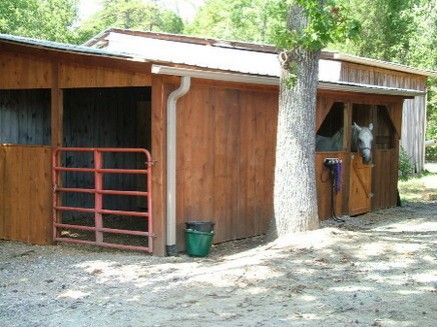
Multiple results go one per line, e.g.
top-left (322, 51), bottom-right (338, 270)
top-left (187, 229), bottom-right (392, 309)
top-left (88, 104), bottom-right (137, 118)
top-left (151, 75), bottom-right (167, 256)
top-left (343, 102), bottom-right (352, 151)
top-left (51, 63), bottom-right (63, 147)
top-left (342, 102), bottom-right (352, 214)
top-left (51, 62), bottom-right (63, 240)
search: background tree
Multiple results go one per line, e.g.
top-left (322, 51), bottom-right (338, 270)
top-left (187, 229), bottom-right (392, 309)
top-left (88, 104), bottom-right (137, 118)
top-left (329, 0), bottom-right (437, 161)
top-left (187, 0), bottom-right (277, 43)
top-left (76, 0), bottom-right (184, 43)
top-left (270, 0), bottom-right (359, 236)
top-left (0, 0), bottom-right (79, 43)
top-left (190, 0), bottom-right (437, 165)
top-left (331, 0), bottom-right (416, 62)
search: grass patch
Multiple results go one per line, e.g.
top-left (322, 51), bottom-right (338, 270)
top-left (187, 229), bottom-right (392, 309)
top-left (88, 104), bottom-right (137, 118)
top-left (398, 172), bottom-right (437, 203)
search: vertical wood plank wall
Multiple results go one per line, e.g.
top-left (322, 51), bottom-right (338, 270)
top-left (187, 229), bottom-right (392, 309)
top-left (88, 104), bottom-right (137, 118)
top-left (0, 45), bottom-right (153, 248)
top-left (0, 145), bottom-right (52, 244)
top-left (340, 62), bottom-right (426, 172)
top-left (174, 81), bottom-right (278, 248)
top-left (0, 90), bottom-right (51, 145)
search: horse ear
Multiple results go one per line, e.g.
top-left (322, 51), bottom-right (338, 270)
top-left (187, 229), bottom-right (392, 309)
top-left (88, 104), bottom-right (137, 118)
top-left (353, 122), bottom-right (362, 131)
top-left (369, 123), bottom-right (373, 131)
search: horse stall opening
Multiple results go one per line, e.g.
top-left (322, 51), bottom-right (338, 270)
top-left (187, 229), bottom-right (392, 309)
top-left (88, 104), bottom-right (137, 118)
top-left (316, 93), bottom-right (403, 220)
top-left (57, 87), bottom-right (153, 251)
top-left (0, 89), bottom-right (52, 244)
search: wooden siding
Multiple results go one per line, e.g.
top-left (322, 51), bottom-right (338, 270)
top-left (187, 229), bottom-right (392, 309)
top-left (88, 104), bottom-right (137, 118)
top-left (0, 89), bottom-right (51, 145)
top-left (0, 145), bottom-right (52, 244)
top-left (0, 50), bottom-right (52, 89)
top-left (174, 81), bottom-right (278, 248)
top-left (401, 96), bottom-right (426, 172)
top-left (339, 62), bottom-right (426, 172)
top-left (59, 62), bottom-right (151, 88)
top-left (0, 47), bottom-right (151, 90)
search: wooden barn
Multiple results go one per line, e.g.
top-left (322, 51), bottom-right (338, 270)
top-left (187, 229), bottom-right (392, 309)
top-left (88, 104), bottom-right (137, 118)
top-left (0, 30), bottom-right (435, 255)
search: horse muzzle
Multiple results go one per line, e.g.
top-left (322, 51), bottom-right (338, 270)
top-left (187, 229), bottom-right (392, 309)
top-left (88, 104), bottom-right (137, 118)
top-left (361, 148), bottom-right (372, 164)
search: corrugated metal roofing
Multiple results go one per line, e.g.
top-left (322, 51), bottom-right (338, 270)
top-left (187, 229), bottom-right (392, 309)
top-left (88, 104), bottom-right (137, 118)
top-left (97, 29), bottom-right (437, 78)
top-left (103, 31), bottom-right (281, 77)
top-left (0, 33), bottom-right (133, 60)
top-left (0, 31), bottom-right (435, 86)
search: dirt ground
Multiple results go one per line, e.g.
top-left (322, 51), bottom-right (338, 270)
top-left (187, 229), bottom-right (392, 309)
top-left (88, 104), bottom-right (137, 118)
top-left (1, 175), bottom-right (436, 326)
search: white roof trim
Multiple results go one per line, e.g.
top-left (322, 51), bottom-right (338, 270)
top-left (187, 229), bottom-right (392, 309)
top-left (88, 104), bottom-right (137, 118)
top-left (152, 65), bottom-right (425, 97)
top-left (318, 80), bottom-right (425, 96)
top-left (333, 53), bottom-right (437, 78)
top-left (152, 65), bottom-right (278, 85)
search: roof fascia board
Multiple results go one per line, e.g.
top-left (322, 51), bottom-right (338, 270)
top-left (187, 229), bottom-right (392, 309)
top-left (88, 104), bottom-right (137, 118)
top-left (0, 33), bottom-right (145, 62)
top-left (318, 81), bottom-right (423, 97)
top-left (151, 65), bottom-right (279, 85)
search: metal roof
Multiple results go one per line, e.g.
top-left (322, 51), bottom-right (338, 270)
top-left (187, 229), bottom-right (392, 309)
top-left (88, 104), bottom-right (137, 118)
top-left (0, 33), bottom-right (133, 60)
top-left (94, 29), bottom-right (437, 78)
top-left (101, 31), bottom-right (281, 77)
top-left (0, 31), bottom-right (434, 95)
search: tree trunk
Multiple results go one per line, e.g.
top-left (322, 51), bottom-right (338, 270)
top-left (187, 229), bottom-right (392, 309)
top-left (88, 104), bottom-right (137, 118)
top-left (273, 50), bottom-right (320, 237)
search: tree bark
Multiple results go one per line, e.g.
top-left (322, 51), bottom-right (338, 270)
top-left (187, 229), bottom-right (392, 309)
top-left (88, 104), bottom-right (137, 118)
top-left (272, 5), bottom-right (320, 238)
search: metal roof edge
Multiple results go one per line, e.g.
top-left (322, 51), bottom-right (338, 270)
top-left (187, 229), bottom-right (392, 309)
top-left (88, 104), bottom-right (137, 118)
top-left (152, 65), bottom-right (279, 86)
top-left (90, 29), bottom-right (437, 76)
top-left (83, 30), bottom-right (111, 47)
top-left (0, 32), bottom-right (136, 61)
top-left (318, 80), bottom-right (425, 97)
top-left (97, 28), bottom-right (337, 58)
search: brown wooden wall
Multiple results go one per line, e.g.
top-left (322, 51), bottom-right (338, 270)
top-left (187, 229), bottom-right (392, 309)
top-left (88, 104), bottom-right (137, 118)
top-left (0, 43), bottom-right (152, 90)
top-left (174, 81), bottom-right (278, 248)
top-left (0, 89), bottom-right (51, 145)
top-left (0, 145), bottom-right (52, 245)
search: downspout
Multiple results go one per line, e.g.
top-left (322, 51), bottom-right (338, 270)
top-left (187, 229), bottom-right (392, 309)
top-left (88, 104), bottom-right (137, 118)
top-left (166, 76), bottom-right (191, 256)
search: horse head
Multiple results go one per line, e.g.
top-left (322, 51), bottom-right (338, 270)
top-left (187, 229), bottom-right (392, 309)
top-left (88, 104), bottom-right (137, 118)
top-left (352, 122), bottom-right (373, 164)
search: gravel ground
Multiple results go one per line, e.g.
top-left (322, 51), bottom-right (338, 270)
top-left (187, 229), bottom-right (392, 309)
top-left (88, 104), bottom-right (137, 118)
top-left (1, 180), bottom-right (436, 326)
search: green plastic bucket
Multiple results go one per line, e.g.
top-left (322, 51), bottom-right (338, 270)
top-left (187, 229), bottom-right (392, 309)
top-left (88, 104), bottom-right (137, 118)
top-left (185, 229), bottom-right (214, 257)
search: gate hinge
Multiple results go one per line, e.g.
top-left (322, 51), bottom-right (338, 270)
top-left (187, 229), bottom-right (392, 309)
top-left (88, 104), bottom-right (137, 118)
top-left (369, 192), bottom-right (374, 198)
top-left (146, 160), bottom-right (157, 166)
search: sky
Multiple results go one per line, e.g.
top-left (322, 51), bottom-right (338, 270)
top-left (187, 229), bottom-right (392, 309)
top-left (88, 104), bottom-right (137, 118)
top-left (78, 0), bottom-right (205, 22)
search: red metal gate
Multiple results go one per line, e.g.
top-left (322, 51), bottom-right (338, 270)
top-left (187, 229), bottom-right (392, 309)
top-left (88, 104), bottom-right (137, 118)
top-left (52, 147), bottom-right (153, 253)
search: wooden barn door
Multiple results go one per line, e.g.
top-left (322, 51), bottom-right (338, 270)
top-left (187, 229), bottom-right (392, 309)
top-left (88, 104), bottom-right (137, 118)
top-left (349, 153), bottom-right (372, 216)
